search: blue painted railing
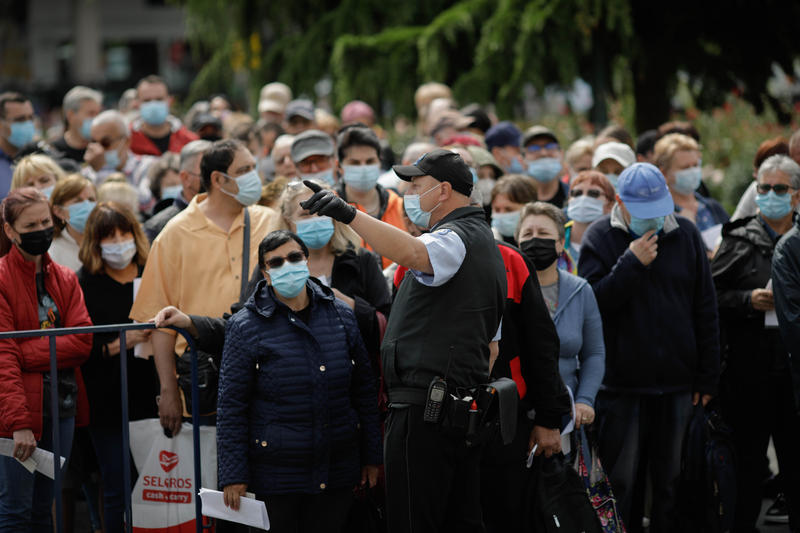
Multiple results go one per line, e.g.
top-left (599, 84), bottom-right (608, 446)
top-left (0, 323), bottom-right (208, 533)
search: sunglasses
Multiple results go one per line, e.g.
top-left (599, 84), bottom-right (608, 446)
top-left (527, 142), bottom-right (560, 152)
top-left (569, 189), bottom-right (604, 199)
top-left (757, 183), bottom-right (795, 195)
top-left (265, 251), bottom-right (306, 270)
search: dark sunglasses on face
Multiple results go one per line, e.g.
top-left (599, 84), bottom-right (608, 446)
top-left (757, 183), bottom-right (794, 195)
top-left (569, 188), bottom-right (604, 199)
top-left (265, 251), bottom-right (306, 269)
top-left (527, 142), bottom-right (560, 152)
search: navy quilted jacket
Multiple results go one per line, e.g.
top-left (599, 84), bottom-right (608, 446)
top-left (217, 278), bottom-right (382, 496)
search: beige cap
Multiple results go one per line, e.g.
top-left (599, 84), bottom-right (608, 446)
top-left (258, 82), bottom-right (292, 113)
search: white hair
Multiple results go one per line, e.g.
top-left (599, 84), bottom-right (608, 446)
top-left (271, 134), bottom-right (295, 156)
top-left (402, 142), bottom-right (436, 165)
top-left (92, 110), bottom-right (129, 138)
top-left (63, 86), bottom-right (102, 113)
top-left (180, 139), bottom-right (212, 171)
top-left (758, 154), bottom-right (800, 189)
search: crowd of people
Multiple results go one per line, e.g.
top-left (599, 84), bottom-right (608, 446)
top-left (0, 75), bottom-right (799, 533)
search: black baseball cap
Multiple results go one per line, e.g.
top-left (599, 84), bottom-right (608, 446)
top-left (392, 149), bottom-right (473, 196)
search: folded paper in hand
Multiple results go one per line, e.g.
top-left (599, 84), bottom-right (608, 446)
top-left (0, 438), bottom-right (66, 479)
top-left (199, 488), bottom-right (269, 530)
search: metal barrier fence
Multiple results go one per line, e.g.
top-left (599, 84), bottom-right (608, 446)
top-left (0, 322), bottom-right (207, 533)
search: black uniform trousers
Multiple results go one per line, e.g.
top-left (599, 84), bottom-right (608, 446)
top-left (384, 404), bottom-right (484, 533)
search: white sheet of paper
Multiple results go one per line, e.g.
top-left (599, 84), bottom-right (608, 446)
top-left (701, 224), bottom-right (723, 251)
top-left (0, 438), bottom-right (66, 479)
top-left (765, 279), bottom-right (779, 327)
top-left (199, 488), bottom-right (269, 530)
top-left (132, 278), bottom-right (154, 358)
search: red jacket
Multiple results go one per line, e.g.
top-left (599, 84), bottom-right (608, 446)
top-left (129, 116), bottom-right (198, 156)
top-left (0, 245), bottom-right (93, 439)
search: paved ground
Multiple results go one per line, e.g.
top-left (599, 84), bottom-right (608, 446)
top-left (66, 498), bottom-right (791, 532)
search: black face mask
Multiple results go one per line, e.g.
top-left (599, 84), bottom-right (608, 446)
top-left (16, 227), bottom-right (54, 256)
top-left (521, 237), bottom-right (559, 271)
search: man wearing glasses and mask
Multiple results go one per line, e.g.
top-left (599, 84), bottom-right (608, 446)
top-left (84, 110), bottom-right (158, 211)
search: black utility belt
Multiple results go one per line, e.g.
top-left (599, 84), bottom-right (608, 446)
top-left (390, 381), bottom-right (502, 447)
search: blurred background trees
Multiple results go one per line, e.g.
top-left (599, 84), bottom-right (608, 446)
top-left (183, 0), bottom-right (800, 132)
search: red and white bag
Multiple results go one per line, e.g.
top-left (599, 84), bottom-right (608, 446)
top-left (129, 419), bottom-right (217, 532)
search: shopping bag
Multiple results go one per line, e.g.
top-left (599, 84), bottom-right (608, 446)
top-left (576, 428), bottom-right (626, 533)
top-left (129, 419), bottom-right (217, 532)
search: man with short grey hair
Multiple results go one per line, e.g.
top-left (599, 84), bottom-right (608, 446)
top-left (52, 86), bottom-right (102, 165)
top-left (144, 139), bottom-right (212, 241)
top-left (84, 110), bottom-right (156, 212)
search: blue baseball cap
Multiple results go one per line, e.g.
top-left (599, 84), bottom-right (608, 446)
top-left (485, 121), bottom-right (521, 151)
top-left (617, 163), bottom-right (674, 219)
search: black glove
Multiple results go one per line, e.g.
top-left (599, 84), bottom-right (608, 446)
top-left (299, 180), bottom-right (357, 224)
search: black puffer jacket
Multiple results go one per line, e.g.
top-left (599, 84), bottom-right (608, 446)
top-left (711, 215), bottom-right (789, 379)
top-left (772, 218), bottom-right (800, 413)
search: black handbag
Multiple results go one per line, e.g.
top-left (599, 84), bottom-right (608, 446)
top-left (523, 453), bottom-right (604, 533)
top-left (175, 348), bottom-right (221, 416)
top-left (175, 209), bottom-right (251, 417)
top-left (344, 487), bottom-right (386, 533)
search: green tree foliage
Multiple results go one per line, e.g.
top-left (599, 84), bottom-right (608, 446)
top-left (182, 0), bottom-right (800, 130)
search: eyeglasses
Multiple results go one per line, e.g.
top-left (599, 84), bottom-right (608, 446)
top-left (569, 188), bottom-right (604, 199)
top-left (265, 251), bottom-right (306, 269)
top-left (757, 183), bottom-right (795, 195)
top-left (527, 143), bottom-right (560, 152)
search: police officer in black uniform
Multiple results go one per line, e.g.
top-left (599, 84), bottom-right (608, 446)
top-left (300, 149), bottom-right (506, 533)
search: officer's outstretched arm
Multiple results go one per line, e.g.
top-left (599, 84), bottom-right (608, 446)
top-left (349, 210), bottom-right (433, 274)
top-left (301, 180), bottom-right (433, 274)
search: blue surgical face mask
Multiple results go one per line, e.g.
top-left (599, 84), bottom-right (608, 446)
top-left (506, 154), bottom-right (524, 174)
top-left (66, 200), bottom-right (97, 234)
top-left (161, 184), bottom-right (183, 200)
top-left (269, 260), bottom-right (309, 298)
top-left (605, 173), bottom-right (619, 190)
top-left (301, 168), bottom-right (336, 186)
top-left (756, 190), bottom-right (793, 220)
top-left (8, 120), bottom-right (35, 148)
top-left (140, 100), bottom-right (169, 126)
top-left (80, 118), bottom-right (93, 140)
top-left (672, 166), bottom-right (702, 195)
top-left (104, 147), bottom-right (121, 170)
top-left (221, 169), bottom-right (263, 206)
top-left (527, 157), bottom-right (562, 182)
top-left (567, 194), bottom-right (605, 223)
top-left (295, 216), bottom-right (335, 249)
top-left (40, 185), bottom-right (55, 200)
top-left (101, 239), bottom-right (136, 270)
top-left (342, 164), bottom-right (380, 191)
top-left (628, 215), bottom-right (665, 237)
top-left (491, 211), bottom-right (520, 238)
top-left (403, 183), bottom-right (442, 229)
top-left (470, 168), bottom-right (479, 184)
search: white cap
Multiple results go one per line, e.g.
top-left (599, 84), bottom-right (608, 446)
top-left (592, 141), bottom-right (636, 169)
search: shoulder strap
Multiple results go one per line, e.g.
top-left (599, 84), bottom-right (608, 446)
top-left (241, 207), bottom-right (251, 302)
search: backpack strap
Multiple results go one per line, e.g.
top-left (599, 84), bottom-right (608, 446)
top-left (240, 207), bottom-right (251, 302)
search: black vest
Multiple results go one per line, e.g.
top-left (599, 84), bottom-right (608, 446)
top-left (382, 206), bottom-right (507, 401)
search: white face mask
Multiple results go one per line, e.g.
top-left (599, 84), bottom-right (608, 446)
top-left (101, 239), bottom-right (136, 270)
